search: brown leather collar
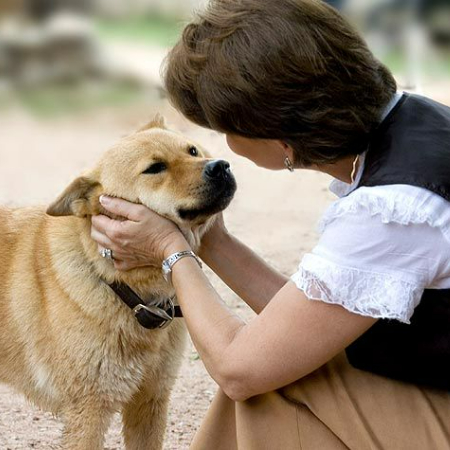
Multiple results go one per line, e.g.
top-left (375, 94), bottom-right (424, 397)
top-left (108, 281), bottom-right (183, 329)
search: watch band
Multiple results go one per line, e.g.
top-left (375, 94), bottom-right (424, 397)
top-left (162, 250), bottom-right (202, 285)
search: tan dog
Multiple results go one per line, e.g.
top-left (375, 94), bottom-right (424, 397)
top-left (0, 116), bottom-right (236, 450)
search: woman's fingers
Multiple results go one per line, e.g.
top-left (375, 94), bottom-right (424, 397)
top-left (91, 214), bottom-right (128, 243)
top-left (91, 197), bottom-right (188, 271)
top-left (97, 245), bottom-right (119, 260)
top-left (92, 222), bottom-right (129, 262)
top-left (92, 213), bottom-right (115, 233)
top-left (99, 195), bottom-right (147, 222)
top-left (91, 227), bottom-right (115, 250)
top-left (113, 259), bottom-right (133, 272)
top-left (97, 244), bottom-right (148, 271)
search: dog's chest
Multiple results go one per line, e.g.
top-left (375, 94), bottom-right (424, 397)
top-left (21, 339), bottom-right (153, 410)
top-left (94, 347), bottom-right (158, 401)
top-left (27, 319), bottom-right (186, 411)
top-left (81, 325), bottom-right (182, 402)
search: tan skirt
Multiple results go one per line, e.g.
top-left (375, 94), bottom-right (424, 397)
top-left (190, 353), bottom-right (450, 450)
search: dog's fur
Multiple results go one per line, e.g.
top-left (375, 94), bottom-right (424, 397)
top-left (0, 116), bottom-right (236, 449)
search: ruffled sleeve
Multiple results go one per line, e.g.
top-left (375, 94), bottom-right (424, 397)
top-left (291, 185), bottom-right (450, 324)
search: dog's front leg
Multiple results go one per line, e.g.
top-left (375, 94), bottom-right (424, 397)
top-left (60, 400), bottom-right (114, 450)
top-left (122, 388), bottom-right (171, 450)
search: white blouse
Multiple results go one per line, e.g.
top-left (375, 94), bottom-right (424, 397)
top-left (291, 97), bottom-right (450, 324)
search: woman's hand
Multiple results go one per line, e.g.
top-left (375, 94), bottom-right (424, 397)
top-left (91, 196), bottom-right (190, 271)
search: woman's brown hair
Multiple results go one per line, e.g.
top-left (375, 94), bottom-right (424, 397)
top-left (163, 0), bottom-right (397, 166)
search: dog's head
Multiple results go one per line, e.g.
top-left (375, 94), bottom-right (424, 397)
top-left (46, 115), bottom-right (237, 234)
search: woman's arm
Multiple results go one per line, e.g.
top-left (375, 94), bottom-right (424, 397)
top-left (91, 197), bottom-right (377, 402)
top-left (199, 217), bottom-right (288, 314)
top-left (165, 242), bottom-right (376, 402)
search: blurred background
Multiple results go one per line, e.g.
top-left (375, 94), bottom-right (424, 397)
top-left (0, 1), bottom-right (449, 449)
top-left (0, 0), bottom-right (449, 118)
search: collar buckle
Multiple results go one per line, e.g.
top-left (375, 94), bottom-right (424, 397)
top-left (133, 298), bottom-right (175, 329)
top-left (107, 280), bottom-right (181, 330)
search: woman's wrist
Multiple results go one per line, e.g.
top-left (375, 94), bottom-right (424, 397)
top-left (162, 234), bottom-right (192, 260)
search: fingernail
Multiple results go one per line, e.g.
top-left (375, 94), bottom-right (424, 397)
top-left (99, 195), bottom-right (110, 205)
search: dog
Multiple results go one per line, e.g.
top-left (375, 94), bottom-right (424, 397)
top-left (0, 115), bottom-right (236, 450)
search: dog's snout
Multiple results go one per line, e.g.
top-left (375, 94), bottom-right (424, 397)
top-left (204, 160), bottom-right (231, 180)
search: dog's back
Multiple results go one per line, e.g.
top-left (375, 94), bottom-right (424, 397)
top-left (0, 207), bottom-right (57, 405)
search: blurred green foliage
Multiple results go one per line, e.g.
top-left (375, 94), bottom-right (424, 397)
top-left (0, 15), bottom-right (182, 118)
top-left (382, 49), bottom-right (450, 78)
top-left (96, 16), bottom-right (184, 47)
top-left (0, 82), bottom-right (149, 118)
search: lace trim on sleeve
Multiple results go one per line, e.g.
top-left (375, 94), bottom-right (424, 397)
top-left (319, 187), bottom-right (450, 239)
top-left (291, 254), bottom-right (424, 324)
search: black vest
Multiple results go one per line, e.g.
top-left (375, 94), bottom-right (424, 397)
top-left (345, 93), bottom-right (450, 391)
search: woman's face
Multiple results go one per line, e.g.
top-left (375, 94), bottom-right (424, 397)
top-left (225, 134), bottom-right (355, 182)
top-left (225, 135), bottom-right (291, 171)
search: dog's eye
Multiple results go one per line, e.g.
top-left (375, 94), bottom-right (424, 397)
top-left (188, 146), bottom-right (198, 157)
top-left (143, 162), bottom-right (167, 175)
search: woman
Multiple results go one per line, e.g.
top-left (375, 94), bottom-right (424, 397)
top-left (91, 0), bottom-right (450, 448)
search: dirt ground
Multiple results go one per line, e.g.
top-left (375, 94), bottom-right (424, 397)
top-left (0, 85), bottom-right (449, 449)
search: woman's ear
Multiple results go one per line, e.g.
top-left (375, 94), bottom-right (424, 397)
top-left (280, 141), bottom-right (295, 162)
top-left (46, 176), bottom-right (103, 217)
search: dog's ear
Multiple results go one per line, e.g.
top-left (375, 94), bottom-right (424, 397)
top-left (46, 176), bottom-right (103, 217)
top-left (137, 114), bottom-right (167, 132)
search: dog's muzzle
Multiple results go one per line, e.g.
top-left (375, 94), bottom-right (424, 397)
top-left (178, 159), bottom-right (237, 221)
top-left (203, 159), bottom-right (232, 181)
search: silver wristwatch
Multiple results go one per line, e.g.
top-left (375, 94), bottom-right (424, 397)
top-left (162, 250), bottom-right (202, 285)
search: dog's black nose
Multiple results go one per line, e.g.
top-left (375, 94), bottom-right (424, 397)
top-left (204, 160), bottom-right (231, 180)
